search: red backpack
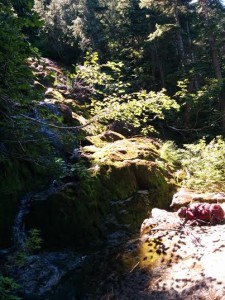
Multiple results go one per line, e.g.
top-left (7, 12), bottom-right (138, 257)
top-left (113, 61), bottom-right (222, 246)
top-left (178, 203), bottom-right (224, 225)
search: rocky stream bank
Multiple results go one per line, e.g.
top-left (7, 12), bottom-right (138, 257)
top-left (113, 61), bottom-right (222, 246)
top-left (1, 132), bottom-right (175, 299)
top-left (3, 165), bottom-right (225, 299)
top-left (1, 57), bottom-right (225, 299)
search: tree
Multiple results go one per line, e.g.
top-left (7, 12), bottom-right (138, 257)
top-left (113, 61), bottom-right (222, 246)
top-left (139, 0), bottom-right (190, 72)
top-left (0, 0), bottom-right (41, 98)
top-left (70, 52), bottom-right (180, 135)
top-left (194, 0), bottom-right (225, 130)
top-left (33, 0), bottom-right (106, 62)
top-left (197, 0), bottom-right (223, 79)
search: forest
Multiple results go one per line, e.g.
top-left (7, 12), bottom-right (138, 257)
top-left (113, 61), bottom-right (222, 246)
top-left (1, 0), bottom-right (225, 299)
top-left (2, 1), bottom-right (225, 136)
top-left (1, 0), bottom-right (225, 191)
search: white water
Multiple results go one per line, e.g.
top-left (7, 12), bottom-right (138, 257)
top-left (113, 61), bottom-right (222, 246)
top-left (12, 192), bottom-right (33, 250)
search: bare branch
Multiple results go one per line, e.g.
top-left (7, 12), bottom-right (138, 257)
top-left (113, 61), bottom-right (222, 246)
top-left (16, 114), bottom-right (100, 131)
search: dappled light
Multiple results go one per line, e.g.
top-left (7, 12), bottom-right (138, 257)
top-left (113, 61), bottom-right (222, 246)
top-left (1, 0), bottom-right (225, 299)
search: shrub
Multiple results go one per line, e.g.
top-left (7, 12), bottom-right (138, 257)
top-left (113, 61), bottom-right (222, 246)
top-left (0, 275), bottom-right (21, 300)
top-left (160, 137), bottom-right (225, 192)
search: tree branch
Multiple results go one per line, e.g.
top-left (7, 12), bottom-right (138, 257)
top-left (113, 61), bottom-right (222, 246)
top-left (17, 114), bottom-right (99, 131)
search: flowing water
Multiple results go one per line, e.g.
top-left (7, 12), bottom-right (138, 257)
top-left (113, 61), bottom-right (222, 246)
top-left (12, 192), bottom-right (33, 250)
top-left (6, 185), bottom-right (136, 299)
top-left (32, 106), bottom-right (63, 152)
top-left (5, 187), bottom-right (90, 299)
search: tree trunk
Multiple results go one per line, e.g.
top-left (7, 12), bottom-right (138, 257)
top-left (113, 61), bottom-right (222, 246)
top-left (186, 20), bottom-right (199, 90)
top-left (199, 0), bottom-right (222, 79)
top-left (173, 1), bottom-right (186, 72)
top-left (154, 42), bottom-right (165, 89)
top-left (198, 0), bottom-right (225, 131)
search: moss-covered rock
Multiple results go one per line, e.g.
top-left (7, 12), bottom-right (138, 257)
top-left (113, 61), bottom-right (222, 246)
top-left (0, 159), bottom-right (53, 247)
top-left (27, 136), bottom-right (176, 248)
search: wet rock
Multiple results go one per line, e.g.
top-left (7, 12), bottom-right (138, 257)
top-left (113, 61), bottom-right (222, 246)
top-left (38, 101), bottom-right (60, 115)
top-left (8, 251), bottom-right (86, 297)
top-left (68, 148), bottom-right (82, 162)
top-left (0, 158), bottom-right (53, 248)
top-left (12, 193), bottom-right (33, 250)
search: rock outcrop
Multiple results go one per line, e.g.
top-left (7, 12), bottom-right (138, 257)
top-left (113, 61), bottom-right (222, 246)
top-left (0, 57), bottom-right (176, 249)
top-left (170, 187), bottom-right (225, 209)
top-left (138, 205), bottom-right (225, 299)
top-left (27, 136), bottom-right (175, 248)
top-left (92, 203), bottom-right (225, 299)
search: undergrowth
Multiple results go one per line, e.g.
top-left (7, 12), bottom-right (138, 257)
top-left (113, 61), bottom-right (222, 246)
top-left (160, 136), bottom-right (225, 192)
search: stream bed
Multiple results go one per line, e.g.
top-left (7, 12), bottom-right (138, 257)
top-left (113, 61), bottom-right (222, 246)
top-left (1, 188), bottom-right (141, 299)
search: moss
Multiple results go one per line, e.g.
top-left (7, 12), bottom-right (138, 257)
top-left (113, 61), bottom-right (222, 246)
top-left (99, 162), bottom-right (138, 200)
top-left (45, 89), bottom-right (65, 101)
top-left (0, 160), bottom-right (29, 247)
top-left (27, 136), bottom-right (176, 248)
top-left (0, 158), bottom-right (57, 247)
top-left (28, 177), bottom-right (111, 247)
top-left (83, 138), bottom-right (159, 164)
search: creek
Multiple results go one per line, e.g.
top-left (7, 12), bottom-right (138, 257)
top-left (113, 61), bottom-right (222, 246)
top-left (0, 100), bottom-right (173, 298)
top-left (32, 104), bottom-right (64, 153)
top-left (2, 187), bottom-right (89, 299)
top-left (0, 101), bottom-right (91, 298)
top-left (12, 192), bottom-right (33, 250)
top-left (2, 186), bottom-right (138, 299)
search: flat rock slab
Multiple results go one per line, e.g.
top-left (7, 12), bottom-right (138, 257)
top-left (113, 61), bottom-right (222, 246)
top-left (137, 210), bottom-right (225, 299)
top-left (85, 209), bottom-right (225, 300)
top-left (97, 209), bottom-right (225, 299)
top-left (170, 188), bottom-right (225, 209)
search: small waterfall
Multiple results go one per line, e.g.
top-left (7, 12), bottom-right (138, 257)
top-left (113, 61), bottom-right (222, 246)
top-left (38, 102), bottom-right (60, 116)
top-left (12, 192), bottom-right (33, 250)
top-left (12, 183), bottom-right (59, 250)
top-left (9, 188), bottom-right (88, 298)
top-left (31, 106), bottom-right (63, 152)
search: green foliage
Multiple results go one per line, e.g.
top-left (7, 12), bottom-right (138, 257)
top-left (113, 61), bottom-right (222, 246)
top-left (25, 228), bottom-right (43, 252)
top-left (148, 23), bottom-right (178, 41)
top-left (14, 251), bottom-right (27, 267)
top-left (70, 163), bottom-right (91, 180)
top-left (160, 140), bottom-right (181, 165)
top-left (14, 229), bottom-right (43, 267)
top-left (176, 79), bottom-right (222, 107)
top-left (161, 137), bottom-right (225, 191)
top-left (71, 52), bottom-right (116, 93)
top-left (0, 5), bottom-right (29, 92)
top-left (33, 0), bottom-right (92, 60)
top-left (92, 89), bottom-right (179, 134)
top-left (0, 275), bottom-right (21, 300)
top-left (70, 52), bottom-right (179, 134)
top-left (0, 114), bottom-right (64, 172)
top-left (33, 0), bottom-right (225, 97)
top-left (0, 1), bottom-right (40, 99)
top-left (173, 79), bottom-right (223, 139)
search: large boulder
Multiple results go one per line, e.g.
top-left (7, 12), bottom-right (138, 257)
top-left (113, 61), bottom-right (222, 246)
top-left (135, 207), bottom-right (225, 299)
top-left (27, 137), bottom-right (175, 248)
